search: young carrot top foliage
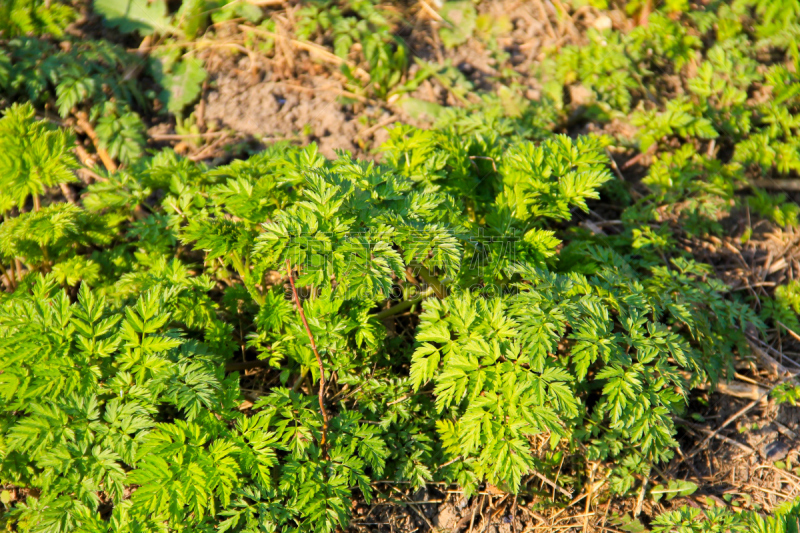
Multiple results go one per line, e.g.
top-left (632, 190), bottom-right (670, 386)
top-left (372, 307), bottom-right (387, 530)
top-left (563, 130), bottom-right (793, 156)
top-left (2, 0), bottom-right (800, 531)
top-left (0, 97), bottom-right (765, 531)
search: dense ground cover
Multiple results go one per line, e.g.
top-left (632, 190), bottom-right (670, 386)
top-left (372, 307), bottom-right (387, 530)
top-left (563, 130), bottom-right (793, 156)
top-left (2, 0), bottom-right (800, 532)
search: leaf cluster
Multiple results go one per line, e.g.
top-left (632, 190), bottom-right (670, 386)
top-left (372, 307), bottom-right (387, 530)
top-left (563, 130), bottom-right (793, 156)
top-left (0, 90), bottom-right (767, 531)
top-left (2, 0), bottom-right (800, 530)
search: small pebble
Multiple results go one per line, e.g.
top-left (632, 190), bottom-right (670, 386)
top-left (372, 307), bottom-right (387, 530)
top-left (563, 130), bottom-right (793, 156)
top-left (765, 440), bottom-right (789, 462)
top-left (593, 15), bottom-right (613, 31)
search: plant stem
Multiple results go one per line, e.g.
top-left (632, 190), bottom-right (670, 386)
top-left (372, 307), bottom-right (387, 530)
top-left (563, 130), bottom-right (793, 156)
top-left (41, 246), bottom-right (51, 273)
top-left (285, 259), bottom-right (329, 456)
top-left (374, 287), bottom-right (435, 320)
top-left (414, 263), bottom-right (447, 299)
top-left (9, 259), bottom-right (18, 288)
top-left (0, 262), bottom-right (13, 291)
top-left (291, 368), bottom-right (309, 393)
top-left (75, 111), bottom-right (117, 173)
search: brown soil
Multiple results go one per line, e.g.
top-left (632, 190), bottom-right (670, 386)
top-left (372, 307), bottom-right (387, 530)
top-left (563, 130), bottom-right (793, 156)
top-left (202, 62), bottom-right (391, 159)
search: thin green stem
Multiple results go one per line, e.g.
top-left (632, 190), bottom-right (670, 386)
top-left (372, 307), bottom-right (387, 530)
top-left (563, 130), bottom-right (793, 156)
top-left (40, 246), bottom-right (51, 273)
top-left (414, 263), bottom-right (447, 299)
top-left (374, 287), bottom-right (435, 320)
top-left (291, 368), bottom-right (309, 393)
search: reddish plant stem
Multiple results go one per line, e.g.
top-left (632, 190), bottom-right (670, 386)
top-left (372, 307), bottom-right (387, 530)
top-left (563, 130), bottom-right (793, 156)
top-left (0, 262), bottom-right (12, 291)
top-left (10, 259), bottom-right (18, 288)
top-left (75, 111), bottom-right (117, 173)
top-left (285, 259), bottom-right (329, 456)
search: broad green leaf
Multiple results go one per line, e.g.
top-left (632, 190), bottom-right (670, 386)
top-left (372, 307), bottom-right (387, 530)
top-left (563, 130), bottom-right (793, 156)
top-left (93, 0), bottom-right (175, 36)
top-left (153, 56), bottom-right (207, 115)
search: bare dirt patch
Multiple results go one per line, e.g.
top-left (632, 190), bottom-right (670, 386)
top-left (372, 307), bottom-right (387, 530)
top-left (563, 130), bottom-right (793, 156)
top-left (202, 61), bottom-right (394, 159)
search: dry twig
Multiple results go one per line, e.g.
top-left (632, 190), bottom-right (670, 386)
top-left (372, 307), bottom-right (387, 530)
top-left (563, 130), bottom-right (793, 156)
top-left (533, 471), bottom-right (573, 498)
top-left (239, 24), bottom-right (370, 81)
top-left (688, 372), bottom-right (798, 460)
top-left (674, 417), bottom-right (756, 455)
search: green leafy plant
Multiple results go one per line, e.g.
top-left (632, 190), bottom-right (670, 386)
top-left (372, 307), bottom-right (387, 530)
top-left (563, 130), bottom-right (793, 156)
top-left (0, 0), bottom-right (76, 37)
top-left (0, 92), bottom-right (772, 530)
top-left (749, 188), bottom-right (800, 228)
top-left (651, 498), bottom-right (800, 533)
top-left (293, 0), bottom-right (409, 97)
top-left (1, 37), bottom-right (149, 168)
top-left (556, 29), bottom-right (638, 113)
top-left (93, 0), bottom-right (177, 36)
top-left (439, 1), bottom-right (478, 48)
top-left (0, 103), bottom-right (78, 213)
top-left (151, 54), bottom-right (208, 116)
top-left (3, 0), bottom-right (800, 531)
